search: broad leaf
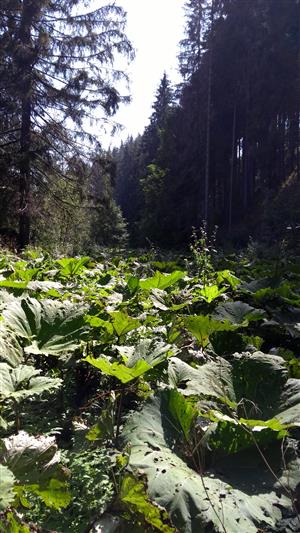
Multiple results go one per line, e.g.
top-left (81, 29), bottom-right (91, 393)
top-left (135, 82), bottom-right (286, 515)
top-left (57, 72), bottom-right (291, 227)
top-left (0, 325), bottom-right (23, 367)
top-left (85, 338), bottom-right (174, 384)
top-left (109, 311), bottom-right (141, 337)
top-left (27, 479), bottom-right (71, 510)
top-left (120, 474), bottom-right (176, 532)
top-left (196, 285), bottom-right (226, 303)
top-left (169, 353), bottom-right (300, 452)
top-left (169, 352), bottom-right (293, 416)
top-left (0, 465), bottom-right (15, 511)
top-left (167, 390), bottom-right (198, 440)
top-left (122, 392), bottom-right (299, 533)
top-left (216, 269), bottom-right (240, 289)
top-left (0, 363), bottom-right (61, 402)
top-left (139, 271), bottom-right (185, 291)
top-left (204, 411), bottom-right (290, 454)
top-left (0, 432), bottom-right (70, 509)
top-left (85, 356), bottom-right (153, 383)
top-left (268, 307), bottom-right (300, 338)
top-left (55, 256), bottom-right (90, 278)
top-left (213, 301), bottom-right (265, 326)
top-left (3, 297), bottom-right (88, 355)
top-left (115, 339), bottom-right (176, 367)
top-left (168, 356), bottom-right (233, 400)
top-left (185, 315), bottom-right (233, 347)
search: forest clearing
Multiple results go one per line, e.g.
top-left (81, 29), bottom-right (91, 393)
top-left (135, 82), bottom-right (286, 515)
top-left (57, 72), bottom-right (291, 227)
top-left (0, 0), bottom-right (299, 531)
top-left (0, 243), bottom-right (299, 532)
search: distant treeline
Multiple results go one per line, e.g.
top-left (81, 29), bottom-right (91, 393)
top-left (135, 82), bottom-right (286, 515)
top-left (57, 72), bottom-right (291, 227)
top-left (114, 0), bottom-right (300, 247)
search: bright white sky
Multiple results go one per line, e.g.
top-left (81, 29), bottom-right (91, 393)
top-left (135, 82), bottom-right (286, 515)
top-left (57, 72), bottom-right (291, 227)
top-left (104, 0), bottom-right (186, 148)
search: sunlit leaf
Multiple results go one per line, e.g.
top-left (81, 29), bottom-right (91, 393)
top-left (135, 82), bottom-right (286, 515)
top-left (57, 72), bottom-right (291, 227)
top-left (0, 363), bottom-right (61, 402)
top-left (0, 465), bottom-right (15, 511)
top-left (3, 297), bottom-right (88, 355)
top-left (185, 314), bottom-right (233, 347)
top-left (120, 474), bottom-right (176, 532)
top-left (139, 271), bottom-right (185, 291)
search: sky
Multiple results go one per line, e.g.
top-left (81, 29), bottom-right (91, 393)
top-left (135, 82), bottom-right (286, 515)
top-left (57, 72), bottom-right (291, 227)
top-left (104, 0), bottom-right (186, 148)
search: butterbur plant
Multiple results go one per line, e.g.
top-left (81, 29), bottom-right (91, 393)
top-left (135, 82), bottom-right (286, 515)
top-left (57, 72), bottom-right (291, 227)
top-left (0, 248), bottom-right (299, 532)
top-left (189, 223), bottom-right (218, 285)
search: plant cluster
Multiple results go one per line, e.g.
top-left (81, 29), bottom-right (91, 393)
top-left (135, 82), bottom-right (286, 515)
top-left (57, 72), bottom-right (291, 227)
top-left (0, 247), bottom-right (299, 532)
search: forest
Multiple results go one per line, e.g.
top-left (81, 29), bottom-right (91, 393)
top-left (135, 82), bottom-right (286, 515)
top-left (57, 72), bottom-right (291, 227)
top-left (0, 1), bottom-right (299, 532)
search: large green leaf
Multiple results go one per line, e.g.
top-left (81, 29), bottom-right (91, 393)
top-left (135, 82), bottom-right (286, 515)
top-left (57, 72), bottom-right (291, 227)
top-left (0, 363), bottom-right (61, 402)
top-left (196, 284), bottom-right (226, 303)
top-left (115, 339), bottom-right (176, 367)
top-left (139, 271), bottom-right (185, 291)
top-left (55, 256), bottom-right (90, 278)
top-left (0, 432), bottom-right (70, 509)
top-left (168, 356), bottom-right (233, 400)
top-left (3, 297), bottom-right (88, 355)
top-left (122, 392), bottom-right (299, 533)
top-left (203, 411), bottom-right (291, 454)
top-left (169, 352), bottom-right (290, 414)
top-left (0, 325), bottom-right (23, 367)
top-left (120, 474), bottom-right (176, 532)
top-left (26, 478), bottom-right (71, 510)
top-left (213, 301), bottom-right (265, 326)
top-left (168, 353), bottom-right (300, 452)
top-left (85, 355), bottom-right (152, 384)
top-left (167, 390), bottom-right (198, 440)
top-left (0, 465), bottom-right (15, 511)
top-left (109, 311), bottom-right (141, 337)
top-left (216, 269), bottom-right (240, 289)
top-left (85, 339), bottom-right (174, 384)
top-left (185, 315), bottom-right (233, 347)
top-left (268, 307), bottom-right (300, 338)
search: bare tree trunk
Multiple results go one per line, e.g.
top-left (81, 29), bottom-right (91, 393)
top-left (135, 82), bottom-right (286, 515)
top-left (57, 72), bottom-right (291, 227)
top-left (204, 1), bottom-right (214, 226)
top-left (297, 110), bottom-right (300, 181)
top-left (17, 0), bottom-right (34, 250)
top-left (228, 104), bottom-right (237, 232)
top-left (243, 74), bottom-right (250, 212)
top-left (19, 94), bottom-right (31, 250)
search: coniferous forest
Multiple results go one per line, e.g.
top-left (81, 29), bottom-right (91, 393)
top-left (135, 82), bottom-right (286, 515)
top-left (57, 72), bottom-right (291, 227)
top-left (0, 1), bottom-right (300, 532)
top-left (115, 0), bottom-right (300, 248)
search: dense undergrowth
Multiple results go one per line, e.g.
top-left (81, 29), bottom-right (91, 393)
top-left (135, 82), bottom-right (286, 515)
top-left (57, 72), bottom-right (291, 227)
top-left (0, 241), bottom-right (299, 533)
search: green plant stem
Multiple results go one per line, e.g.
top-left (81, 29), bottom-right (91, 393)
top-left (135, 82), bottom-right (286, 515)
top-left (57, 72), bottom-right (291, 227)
top-left (115, 385), bottom-right (125, 441)
top-left (13, 400), bottom-right (20, 432)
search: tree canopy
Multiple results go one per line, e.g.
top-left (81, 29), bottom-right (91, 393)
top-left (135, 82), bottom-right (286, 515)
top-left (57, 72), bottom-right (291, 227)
top-left (0, 0), bottom-right (133, 248)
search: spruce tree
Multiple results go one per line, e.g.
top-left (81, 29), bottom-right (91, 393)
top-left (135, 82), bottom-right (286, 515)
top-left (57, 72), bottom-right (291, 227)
top-left (0, 0), bottom-right (133, 248)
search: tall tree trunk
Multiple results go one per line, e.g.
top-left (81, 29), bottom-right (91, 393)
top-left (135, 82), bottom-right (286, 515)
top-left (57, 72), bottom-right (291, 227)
top-left (228, 104), bottom-right (237, 232)
top-left (297, 110), bottom-right (300, 181)
top-left (18, 0), bottom-right (33, 250)
top-left (204, 2), bottom-right (214, 226)
top-left (243, 75), bottom-right (250, 211)
top-left (19, 92), bottom-right (31, 250)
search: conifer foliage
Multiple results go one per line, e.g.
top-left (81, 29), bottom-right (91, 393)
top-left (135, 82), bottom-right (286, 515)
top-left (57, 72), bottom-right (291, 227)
top-left (115, 0), bottom-right (300, 246)
top-left (0, 0), bottom-right (133, 249)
